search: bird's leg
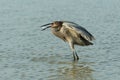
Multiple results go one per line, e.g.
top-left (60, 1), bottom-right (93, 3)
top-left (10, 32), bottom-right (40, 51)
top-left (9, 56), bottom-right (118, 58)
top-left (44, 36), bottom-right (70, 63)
top-left (69, 42), bottom-right (79, 61)
top-left (75, 51), bottom-right (79, 60)
top-left (73, 51), bottom-right (76, 61)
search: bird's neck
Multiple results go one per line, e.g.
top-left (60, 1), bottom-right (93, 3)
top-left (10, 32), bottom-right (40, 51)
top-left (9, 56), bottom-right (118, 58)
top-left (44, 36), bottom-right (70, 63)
top-left (51, 26), bottom-right (62, 31)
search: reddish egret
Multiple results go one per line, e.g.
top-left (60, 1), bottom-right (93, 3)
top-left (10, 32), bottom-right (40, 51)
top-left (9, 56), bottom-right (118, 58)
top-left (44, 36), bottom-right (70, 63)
top-left (41, 21), bottom-right (95, 61)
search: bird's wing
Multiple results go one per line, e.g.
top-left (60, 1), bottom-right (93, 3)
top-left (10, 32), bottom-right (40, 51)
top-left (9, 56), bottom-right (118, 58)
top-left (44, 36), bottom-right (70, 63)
top-left (62, 21), bottom-right (95, 41)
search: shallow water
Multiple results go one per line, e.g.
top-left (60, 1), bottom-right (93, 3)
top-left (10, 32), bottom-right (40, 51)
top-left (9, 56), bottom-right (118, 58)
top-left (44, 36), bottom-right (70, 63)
top-left (0, 0), bottom-right (120, 80)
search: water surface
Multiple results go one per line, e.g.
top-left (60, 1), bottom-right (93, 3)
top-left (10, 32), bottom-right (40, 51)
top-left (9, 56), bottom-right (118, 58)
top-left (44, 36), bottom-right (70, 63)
top-left (0, 0), bottom-right (120, 80)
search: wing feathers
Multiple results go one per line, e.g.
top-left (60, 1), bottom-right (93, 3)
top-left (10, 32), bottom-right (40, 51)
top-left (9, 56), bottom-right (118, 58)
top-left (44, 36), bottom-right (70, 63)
top-left (62, 22), bottom-right (95, 41)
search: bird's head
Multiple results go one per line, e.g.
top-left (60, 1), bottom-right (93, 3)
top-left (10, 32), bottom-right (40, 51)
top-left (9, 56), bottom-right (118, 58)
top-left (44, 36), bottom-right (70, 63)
top-left (51, 21), bottom-right (63, 28)
top-left (41, 21), bottom-right (63, 31)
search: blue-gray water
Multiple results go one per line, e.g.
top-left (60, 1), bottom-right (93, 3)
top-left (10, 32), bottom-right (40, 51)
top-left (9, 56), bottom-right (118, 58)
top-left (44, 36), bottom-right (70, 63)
top-left (0, 0), bottom-right (120, 80)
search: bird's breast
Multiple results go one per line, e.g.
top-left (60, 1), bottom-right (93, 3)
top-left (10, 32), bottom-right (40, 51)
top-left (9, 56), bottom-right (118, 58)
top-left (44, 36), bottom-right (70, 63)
top-left (51, 28), bottom-right (66, 41)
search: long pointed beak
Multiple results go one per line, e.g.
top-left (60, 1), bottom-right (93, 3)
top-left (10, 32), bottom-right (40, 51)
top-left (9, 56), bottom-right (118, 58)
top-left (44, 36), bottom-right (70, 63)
top-left (41, 26), bottom-right (51, 31)
top-left (40, 23), bottom-right (52, 31)
top-left (40, 23), bottom-right (52, 27)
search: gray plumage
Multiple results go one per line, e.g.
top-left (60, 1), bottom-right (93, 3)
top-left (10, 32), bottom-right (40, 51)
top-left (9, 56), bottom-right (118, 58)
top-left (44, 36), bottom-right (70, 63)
top-left (41, 21), bottom-right (95, 61)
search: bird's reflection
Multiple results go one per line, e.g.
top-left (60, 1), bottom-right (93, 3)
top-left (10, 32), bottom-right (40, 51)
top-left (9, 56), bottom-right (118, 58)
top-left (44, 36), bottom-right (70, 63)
top-left (57, 61), bottom-right (95, 80)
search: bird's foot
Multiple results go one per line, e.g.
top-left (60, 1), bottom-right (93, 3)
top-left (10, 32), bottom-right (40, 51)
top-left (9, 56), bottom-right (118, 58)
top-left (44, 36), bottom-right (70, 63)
top-left (73, 57), bottom-right (79, 61)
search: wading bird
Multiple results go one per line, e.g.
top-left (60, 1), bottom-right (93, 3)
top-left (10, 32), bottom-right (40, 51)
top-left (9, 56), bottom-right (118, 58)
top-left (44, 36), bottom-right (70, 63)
top-left (41, 21), bottom-right (95, 61)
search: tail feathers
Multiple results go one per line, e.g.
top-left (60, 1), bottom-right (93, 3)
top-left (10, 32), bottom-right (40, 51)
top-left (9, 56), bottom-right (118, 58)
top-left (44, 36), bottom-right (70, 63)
top-left (84, 41), bottom-right (93, 45)
top-left (80, 35), bottom-right (93, 46)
